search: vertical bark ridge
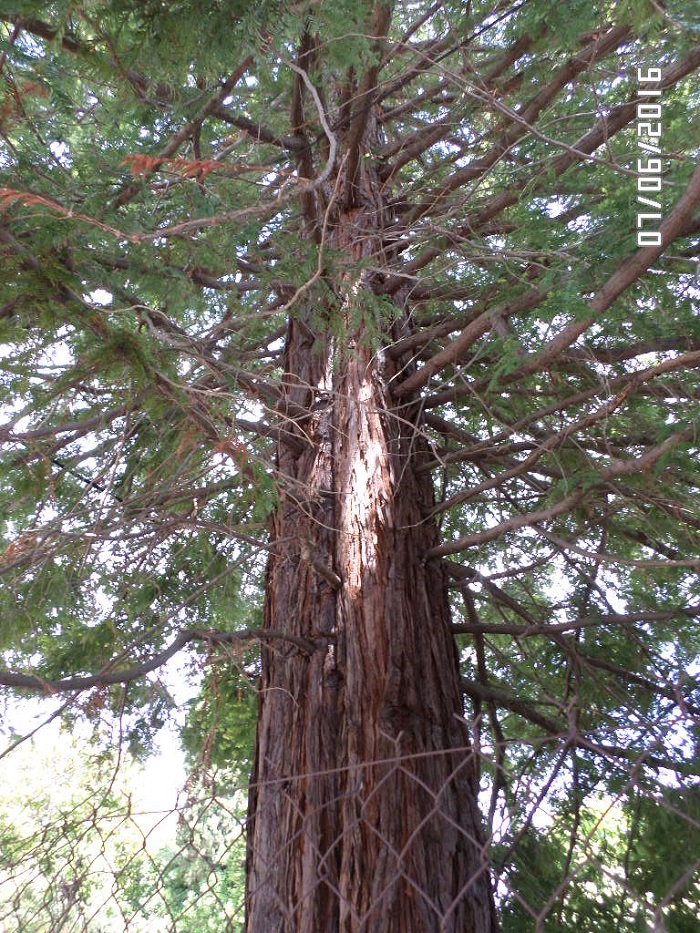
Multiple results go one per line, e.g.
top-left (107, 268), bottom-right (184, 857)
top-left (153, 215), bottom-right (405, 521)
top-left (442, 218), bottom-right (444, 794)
top-left (332, 338), bottom-right (495, 931)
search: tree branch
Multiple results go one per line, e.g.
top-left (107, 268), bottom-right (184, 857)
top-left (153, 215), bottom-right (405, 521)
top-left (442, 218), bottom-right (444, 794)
top-left (0, 627), bottom-right (317, 695)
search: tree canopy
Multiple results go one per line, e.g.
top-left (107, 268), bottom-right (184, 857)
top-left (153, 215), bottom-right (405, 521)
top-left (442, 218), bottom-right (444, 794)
top-left (1, 1), bottom-right (699, 929)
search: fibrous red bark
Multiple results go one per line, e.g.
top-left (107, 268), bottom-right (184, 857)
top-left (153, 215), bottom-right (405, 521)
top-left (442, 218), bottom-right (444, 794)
top-left (245, 153), bottom-right (498, 929)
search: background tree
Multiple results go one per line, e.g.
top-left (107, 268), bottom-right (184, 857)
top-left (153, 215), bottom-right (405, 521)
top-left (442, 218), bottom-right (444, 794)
top-left (1, 1), bottom-right (699, 930)
top-left (0, 718), bottom-right (248, 930)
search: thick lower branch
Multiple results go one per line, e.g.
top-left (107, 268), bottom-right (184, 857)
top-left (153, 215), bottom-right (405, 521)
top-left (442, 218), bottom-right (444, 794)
top-left (0, 627), bottom-right (315, 694)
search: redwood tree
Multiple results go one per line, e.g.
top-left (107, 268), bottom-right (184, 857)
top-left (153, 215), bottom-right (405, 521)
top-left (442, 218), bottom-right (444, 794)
top-left (1, 2), bottom-right (699, 930)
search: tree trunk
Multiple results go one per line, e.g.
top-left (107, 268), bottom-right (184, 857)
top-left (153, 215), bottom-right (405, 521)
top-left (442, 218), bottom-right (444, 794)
top-left (245, 121), bottom-right (498, 932)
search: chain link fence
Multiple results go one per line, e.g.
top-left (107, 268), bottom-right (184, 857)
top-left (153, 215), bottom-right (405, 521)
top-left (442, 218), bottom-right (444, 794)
top-left (1, 698), bottom-right (697, 932)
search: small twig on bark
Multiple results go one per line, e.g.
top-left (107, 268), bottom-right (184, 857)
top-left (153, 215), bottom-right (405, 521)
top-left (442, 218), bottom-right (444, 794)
top-left (301, 537), bottom-right (342, 590)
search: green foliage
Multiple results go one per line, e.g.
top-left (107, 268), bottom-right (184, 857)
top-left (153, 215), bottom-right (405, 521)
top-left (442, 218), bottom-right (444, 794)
top-left (0, 723), bottom-right (246, 930)
top-left (499, 790), bottom-right (700, 932)
top-left (626, 788), bottom-right (700, 929)
top-left (129, 789), bottom-right (247, 932)
top-left (182, 664), bottom-right (259, 774)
